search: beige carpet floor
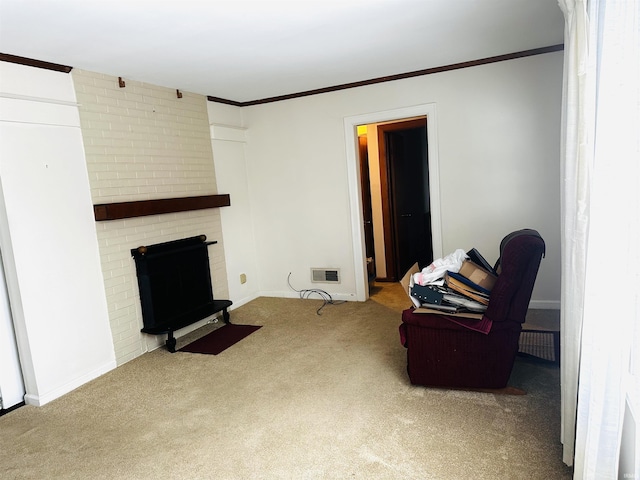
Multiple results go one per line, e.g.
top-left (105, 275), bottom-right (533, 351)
top-left (0, 285), bottom-right (572, 479)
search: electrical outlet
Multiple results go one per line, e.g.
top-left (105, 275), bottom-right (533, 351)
top-left (240, 273), bottom-right (247, 284)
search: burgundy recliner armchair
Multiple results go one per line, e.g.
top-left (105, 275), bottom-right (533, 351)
top-left (399, 229), bottom-right (545, 389)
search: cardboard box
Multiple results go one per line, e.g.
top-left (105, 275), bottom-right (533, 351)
top-left (458, 260), bottom-right (497, 291)
top-left (400, 263), bottom-right (483, 319)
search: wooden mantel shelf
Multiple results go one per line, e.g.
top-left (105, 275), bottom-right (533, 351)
top-left (94, 194), bottom-right (231, 221)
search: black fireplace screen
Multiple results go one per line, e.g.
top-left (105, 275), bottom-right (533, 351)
top-left (131, 235), bottom-right (231, 351)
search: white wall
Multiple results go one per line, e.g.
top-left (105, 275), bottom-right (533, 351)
top-left (208, 103), bottom-right (260, 309)
top-left (0, 62), bottom-right (116, 405)
top-left (240, 52), bottom-right (563, 307)
top-left (0, 248), bottom-right (24, 409)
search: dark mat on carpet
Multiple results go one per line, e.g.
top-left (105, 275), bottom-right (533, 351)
top-left (179, 324), bottom-right (262, 355)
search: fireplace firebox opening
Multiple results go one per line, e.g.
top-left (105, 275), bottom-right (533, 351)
top-left (131, 235), bottom-right (232, 352)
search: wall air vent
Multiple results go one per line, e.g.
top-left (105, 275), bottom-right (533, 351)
top-left (311, 268), bottom-right (341, 284)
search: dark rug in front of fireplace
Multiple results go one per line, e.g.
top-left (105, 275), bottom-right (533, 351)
top-left (179, 324), bottom-right (262, 355)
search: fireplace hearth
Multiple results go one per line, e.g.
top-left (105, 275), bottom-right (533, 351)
top-left (131, 235), bottom-right (232, 352)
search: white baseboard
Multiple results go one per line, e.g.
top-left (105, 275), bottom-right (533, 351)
top-left (24, 360), bottom-right (117, 406)
top-left (263, 290), bottom-right (358, 302)
top-left (228, 293), bottom-right (260, 310)
top-left (529, 300), bottom-right (560, 310)
top-left (263, 291), bottom-right (559, 308)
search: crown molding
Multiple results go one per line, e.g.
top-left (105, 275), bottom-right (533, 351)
top-left (207, 44), bottom-right (564, 107)
top-left (0, 44), bottom-right (564, 108)
top-left (0, 53), bottom-right (72, 73)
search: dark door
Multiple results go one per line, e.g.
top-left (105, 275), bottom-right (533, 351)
top-left (380, 120), bottom-right (432, 280)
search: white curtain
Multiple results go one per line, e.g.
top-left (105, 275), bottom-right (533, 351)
top-left (559, 0), bottom-right (640, 478)
top-left (558, 0), bottom-right (592, 468)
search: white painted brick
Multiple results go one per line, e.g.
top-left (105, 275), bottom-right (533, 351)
top-left (97, 95), bottom-right (119, 106)
top-left (124, 91), bottom-right (144, 101)
top-left (110, 320), bottom-right (135, 336)
top-left (107, 308), bottom-right (132, 323)
top-left (113, 300), bottom-right (135, 313)
top-left (132, 86), bottom-right (154, 96)
top-left (115, 342), bottom-right (145, 366)
top-left (73, 69), bottom-right (228, 365)
top-left (92, 78), bottom-right (119, 89)
top-left (109, 266), bottom-right (131, 280)
top-left (79, 85), bottom-right (109, 98)
top-left (108, 121), bottom-right (133, 133)
top-left (103, 276), bottom-right (127, 290)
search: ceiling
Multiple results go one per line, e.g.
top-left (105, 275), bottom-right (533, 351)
top-left (0, 0), bottom-right (564, 104)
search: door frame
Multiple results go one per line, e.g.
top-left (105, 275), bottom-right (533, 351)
top-left (344, 103), bottom-right (443, 301)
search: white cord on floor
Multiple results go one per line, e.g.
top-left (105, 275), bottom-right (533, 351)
top-left (287, 272), bottom-right (345, 315)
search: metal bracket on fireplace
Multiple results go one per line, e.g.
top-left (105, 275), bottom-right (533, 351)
top-left (162, 305), bottom-right (231, 353)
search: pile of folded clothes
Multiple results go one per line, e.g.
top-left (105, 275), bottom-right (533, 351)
top-left (409, 248), bottom-right (497, 313)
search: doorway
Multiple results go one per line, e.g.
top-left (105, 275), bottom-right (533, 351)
top-left (358, 117), bottom-right (432, 282)
top-left (344, 103), bottom-right (442, 301)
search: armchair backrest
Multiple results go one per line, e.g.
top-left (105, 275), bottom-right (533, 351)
top-left (483, 230), bottom-right (546, 324)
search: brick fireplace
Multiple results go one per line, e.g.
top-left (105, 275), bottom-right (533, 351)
top-left (73, 69), bottom-right (230, 365)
